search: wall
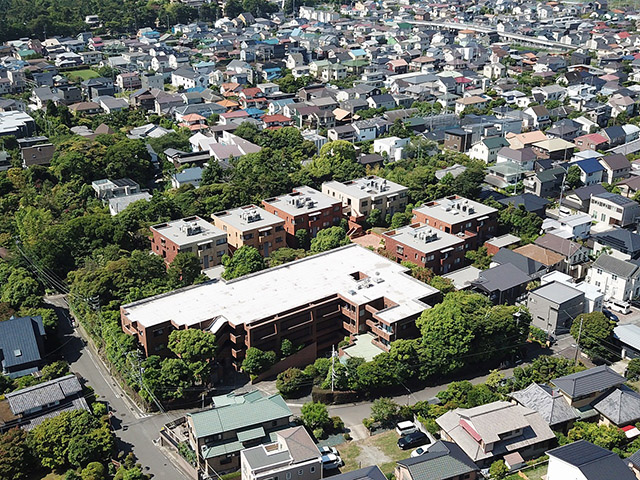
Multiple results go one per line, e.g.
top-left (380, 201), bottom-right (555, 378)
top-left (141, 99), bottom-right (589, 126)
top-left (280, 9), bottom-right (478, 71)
top-left (252, 343), bottom-right (318, 383)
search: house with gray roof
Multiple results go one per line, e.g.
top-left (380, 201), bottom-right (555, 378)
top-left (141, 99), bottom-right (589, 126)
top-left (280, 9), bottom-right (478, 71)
top-left (585, 253), bottom-right (640, 303)
top-left (593, 385), bottom-right (640, 427)
top-left (551, 366), bottom-right (626, 409)
top-left (547, 440), bottom-right (636, 480)
top-left (592, 229), bottom-right (640, 261)
top-left (491, 248), bottom-right (550, 279)
top-left (395, 440), bottom-right (479, 480)
top-left (330, 466), bottom-right (387, 480)
top-left (527, 281), bottom-right (584, 335)
top-left (470, 262), bottom-right (532, 305)
top-left (0, 315), bottom-right (45, 379)
top-left (0, 374), bottom-right (89, 432)
top-left (241, 426), bottom-right (321, 480)
top-left (184, 391), bottom-right (292, 474)
top-left (510, 383), bottom-right (578, 432)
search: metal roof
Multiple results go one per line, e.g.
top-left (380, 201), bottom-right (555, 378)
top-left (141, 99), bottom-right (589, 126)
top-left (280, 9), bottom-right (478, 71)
top-left (6, 374), bottom-right (82, 415)
top-left (0, 316), bottom-right (44, 371)
top-left (547, 440), bottom-right (636, 480)
top-left (551, 365), bottom-right (625, 399)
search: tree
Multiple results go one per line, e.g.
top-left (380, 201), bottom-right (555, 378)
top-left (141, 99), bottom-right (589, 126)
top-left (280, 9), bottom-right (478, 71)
top-left (499, 204), bottom-right (543, 244)
top-left (300, 402), bottom-right (330, 430)
top-left (0, 428), bottom-right (34, 480)
top-left (309, 226), bottom-right (350, 253)
top-left (168, 252), bottom-right (203, 287)
top-left (276, 368), bottom-right (308, 398)
top-left (221, 246), bottom-right (266, 280)
top-left (390, 211), bottom-right (412, 229)
top-left (295, 229), bottom-right (310, 250)
top-left (566, 164), bottom-right (583, 190)
top-left (567, 421), bottom-right (625, 450)
top-left (571, 312), bottom-right (615, 361)
top-left (159, 358), bottom-right (193, 400)
top-left (281, 339), bottom-right (295, 357)
top-left (370, 398), bottom-right (400, 425)
top-left (1, 267), bottom-right (41, 308)
top-left (627, 358), bottom-right (640, 380)
top-left (303, 141), bottom-right (364, 185)
top-left (428, 276), bottom-right (455, 294)
top-left (242, 348), bottom-right (277, 375)
top-left (365, 209), bottom-right (385, 228)
top-left (80, 462), bottom-right (106, 480)
top-left (168, 329), bottom-right (217, 383)
top-left (268, 247), bottom-right (306, 267)
top-left (489, 460), bottom-right (508, 480)
top-left (389, 119), bottom-right (412, 139)
top-left (201, 161), bottom-right (224, 185)
top-left (465, 246), bottom-right (492, 269)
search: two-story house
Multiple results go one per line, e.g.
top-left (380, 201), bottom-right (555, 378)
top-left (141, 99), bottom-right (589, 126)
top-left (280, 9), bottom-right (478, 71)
top-left (586, 253), bottom-right (640, 303)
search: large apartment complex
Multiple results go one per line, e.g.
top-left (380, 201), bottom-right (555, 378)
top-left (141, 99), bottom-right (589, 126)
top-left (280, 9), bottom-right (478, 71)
top-left (322, 176), bottom-right (409, 222)
top-left (120, 244), bottom-right (439, 366)
top-left (211, 205), bottom-right (285, 257)
top-left (150, 216), bottom-right (227, 268)
top-left (262, 186), bottom-right (342, 246)
top-left (412, 195), bottom-right (499, 249)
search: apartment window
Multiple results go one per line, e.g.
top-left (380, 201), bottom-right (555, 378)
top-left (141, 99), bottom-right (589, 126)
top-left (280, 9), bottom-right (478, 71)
top-left (244, 233), bottom-right (254, 240)
top-left (223, 225), bottom-right (227, 231)
top-left (298, 470), bottom-right (303, 476)
top-left (286, 474), bottom-right (291, 480)
top-left (153, 328), bottom-right (164, 337)
top-left (597, 269), bottom-right (602, 275)
top-left (275, 225), bottom-right (284, 232)
top-left (217, 250), bottom-right (225, 257)
top-left (216, 238), bottom-right (227, 245)
top-left (276, 237), bottom-right (283, 243)
top-left (362, 201), bottom-right (368, 206)
top-left (310, 467), bottom-right (316, 474)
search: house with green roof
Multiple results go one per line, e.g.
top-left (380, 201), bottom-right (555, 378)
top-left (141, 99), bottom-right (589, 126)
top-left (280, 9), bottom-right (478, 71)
top-left (469, 137), bottom-right (510, 163)
top-left (394, 440), bottom-right (479, 480)
top-left (185, 391), bottom-right (293, 475)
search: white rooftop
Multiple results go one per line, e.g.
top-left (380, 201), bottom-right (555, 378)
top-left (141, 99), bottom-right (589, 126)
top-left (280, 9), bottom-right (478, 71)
top-left (122, 244), bottom-right (439, 330)
top-left (151, 216), bottom-right (225, 247)
top-left (212, 204), bottom-right (283, 233)
top-left (384, 224), bottom-right (464, 254)
top-left (414, 195), bottom-right (497, 224)
top-left (442, 265), bottom-right (481, 290)
top-left (323, 175), bottom-right (408, 200)
top-left (263, 186), bottom-right (339, 217)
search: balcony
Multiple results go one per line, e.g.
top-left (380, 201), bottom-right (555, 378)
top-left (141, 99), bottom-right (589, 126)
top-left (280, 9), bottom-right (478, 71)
top-left (230, 332), bottom-right (244, 344)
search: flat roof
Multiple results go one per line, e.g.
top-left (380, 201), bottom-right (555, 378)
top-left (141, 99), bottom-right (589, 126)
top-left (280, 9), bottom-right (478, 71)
top-left (414, 195), bottom-right (497, 225)
top-left (122, 244), bottom-right (439, 329)
top-left (531, 281), bottom-right (583, 304)
top-left (212, 204), bottom-right (283, 232)
top-left (323, 176), bottom-right (408, 200)
top-left (384, 224), bottom-right (464, 254)
top-left (442, 265), bottom-right (481, 290)
top-left (151, 216), bottom-right (225, 247)
top-left (263, 186), bottom-right (340, 217)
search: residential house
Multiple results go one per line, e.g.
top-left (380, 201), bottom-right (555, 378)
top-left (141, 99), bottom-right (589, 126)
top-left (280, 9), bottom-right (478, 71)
top-left (444, 129), bottom-right (473, 153)
top-left (436, 401), bottom-right (556, 467)
top-left (586, 253), bottom-right (640, 303)
top-left (470, 263), bottom-right (532, 304)
top-left (498, 194), bottom-right (549, 217)
top-left (185, 391), bottom-right (293, 475)
top-left (551, 366), bottom-right (626, 409)
top-left (108, 192), bottom-right (152, 215)
top-left (574, 133), bottom-right (609, 152)
top-left (394, 441), bottom-right (479, 480)
top-left (0, 375), bottom-right (90, 432)
top-left (91, 178), bottom-right (140, 199)
top-left (330, 467), bottom-right (386, 480)
top-left (240, 426), bottom-right (321, 480)
top-left (469, 137), bottom-right (510, 163)
top-left (491, 248), bottom-right (550, 279)
top-left (599, 153), bottom-right (631, 184)
top-left (454, 96), bottom-right (489, 116)
top-left (412, 195), bottom-right (498, 250)
top-left (589, 192), bottom-right (640, 227)
top-left (0, 316), bottom-right (46, 378)
top-left (171, 166), bottom-right (203, 189)
top-left (261, 186), bottom-right (342, 246)
top-left (562, 184), bottom-right (608, 212)
top-left (592, 229), bottom-right (640, 261)
top-left (496, 147), bottom-right (536, 171)
top-left (547, 441), bottom-right (636, 480)
top-left (531, 138), bottom-right (575, 161)
top-left (602, 126), bottom-right (627, 148)
top-left (534, 234), bottom-right (590, 278)
top-left (509, 383), bottom-right (578, 432)
top-left (373, 137), bottom-right (409, 161)
top-left (527, 281), bottom-right (585, 334)
top-left (524, 105), bottom-right (551, 130)
top-left (211, 205), bottom-right (285, 257)
top-left (150, 216), bottom-right (227, 270)
top-left (523, 167), bottom-right (566, 198)
top-left (367, 94), bottom-right (396, 110)
top-left (21, 142), bottom-right (55, 168)
top-left (570, 158), bottom-right (604, 186)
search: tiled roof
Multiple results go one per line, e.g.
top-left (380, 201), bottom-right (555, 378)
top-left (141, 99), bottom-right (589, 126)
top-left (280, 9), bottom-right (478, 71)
top-left (552, 365), bottom-right (625, 399)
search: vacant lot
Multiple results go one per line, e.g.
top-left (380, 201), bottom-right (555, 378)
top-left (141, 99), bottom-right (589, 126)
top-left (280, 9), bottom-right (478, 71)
top-left (336, 430), bottom-right (410, 476)
top-left (65, 69), bottom-right (100, 81)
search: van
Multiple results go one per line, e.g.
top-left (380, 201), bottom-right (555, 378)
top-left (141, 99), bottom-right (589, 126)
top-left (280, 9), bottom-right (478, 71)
top-left (605, 300), bottom-right (631, 315)
top-left (396, 421), bottom-right (417, 436)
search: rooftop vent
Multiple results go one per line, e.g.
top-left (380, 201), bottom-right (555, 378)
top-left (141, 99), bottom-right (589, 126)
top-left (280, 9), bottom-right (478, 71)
top-left (241, 210), bottom-right (262, 223)
top-left (182, 222), bottom-right (202, 236)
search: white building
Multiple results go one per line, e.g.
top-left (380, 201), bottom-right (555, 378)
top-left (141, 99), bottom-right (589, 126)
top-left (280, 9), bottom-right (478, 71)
top-left (547, 440), bottom-right (636, 480)
top-left (541, 213), bottom-right (592, 240)
top-left (586, 253), bottom-right (640, 303)
top-left (589, 192), bottom-right (640, 227)
top-left (373, 136), bottom-right (409, 161)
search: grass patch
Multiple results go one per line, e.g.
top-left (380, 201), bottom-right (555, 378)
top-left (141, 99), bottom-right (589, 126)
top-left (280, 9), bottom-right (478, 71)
top-left (65, 69), bottom-right (100, 81)
top-left (369, 430), bottom-right (405, 460)
top-left (506, 463), bottom-right (548, 480)
top-left (336, 441), bottom-right (362, 473)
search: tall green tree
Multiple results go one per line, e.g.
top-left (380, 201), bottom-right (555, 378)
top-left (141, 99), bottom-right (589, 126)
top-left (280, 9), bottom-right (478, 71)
top-left (221, 246), bottom-right (266, 280)
top-left (168, 329), bottom-right (217, 383)
top-left (309, 226), bottom-right (350, 253)
top-left (571, 312), bottom-right (616, 361)
top-left (0, 428), bottom-right (34, 480)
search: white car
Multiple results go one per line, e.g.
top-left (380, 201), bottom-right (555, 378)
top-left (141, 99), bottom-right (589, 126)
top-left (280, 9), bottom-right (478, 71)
top-left (321, 453), bottom-right (342, 470)
top-left (410, 445), bottom-right (431, 458)
top-left (319, 446), bottom-right (338, 456)
top-left (605, 300), bottom-right (631, 315)
top-left (396, 421), bottom-right (417, 436)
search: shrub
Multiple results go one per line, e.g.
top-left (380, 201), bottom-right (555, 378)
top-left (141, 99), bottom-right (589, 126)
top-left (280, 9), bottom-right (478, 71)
top-left (92, 402), bottom-right (107, 417)
top-left (628, 358), bottom-right (640, 380)
top-left (362, 417), bottom-right (374, 431)
top-left (489, 460), bottom-right (508, 480)
top-left (312, 428), bottom-right (325, 440)
top-left (343, 433), bottom-right (352, 441)
top-left (242, 348), bottom-right (277, 375)
top-left (331, 416), bottom-right (345, 433)
top-left (276, 368), bottom-right (308, 398)
top-left (301, 402), bottom-right (330, 430)
top-left (370, 397), bottom-right (400, 425)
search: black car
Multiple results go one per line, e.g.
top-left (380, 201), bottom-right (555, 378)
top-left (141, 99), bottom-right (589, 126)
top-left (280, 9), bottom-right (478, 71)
top-left (603, 308), bottom-right (619, 322)
top-left (397, 431), bottom-right (429, 450)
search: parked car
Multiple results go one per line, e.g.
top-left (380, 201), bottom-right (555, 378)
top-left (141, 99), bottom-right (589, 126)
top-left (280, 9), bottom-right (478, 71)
top-left (410, 445), bottom-right (431, 457)
top-left (397, 431), bottom-right (429, 450)
top-left (321, 454), bottom-right (342, 470)
top-left (602, 308), bottom-right (619, 322)
top-left (605, 300), bottom-right (631, 315)
top-left (395, 421), bottom-right (417, 436)
top-left (319, 446), bottom-right (338, 456)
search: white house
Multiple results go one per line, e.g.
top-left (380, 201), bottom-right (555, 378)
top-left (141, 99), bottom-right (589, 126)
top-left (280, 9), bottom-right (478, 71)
top-left (547, 440), bottom-right (636, 480)
top-left (469, 137), bottom-right (510, 163)
top-left (586, 253), bottom-right (640, 303)
top-left (589, 192), bottom-right (640, 227)
top-left (171, 68), bottom-right (207, 89)
top-left (373, 137), bottom-right (409, 161)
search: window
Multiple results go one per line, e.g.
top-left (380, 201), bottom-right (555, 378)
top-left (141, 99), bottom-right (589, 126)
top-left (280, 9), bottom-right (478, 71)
top-left (244, 233), bottom-right (254, 240)
top-left (310, 467), bottom-right (316, 474)
top-left (153, 328), bottom-right (164, 337)
top-left (286, 474), bottom-right (291, 480)
top-left (276, 237), bottom-right (283, 243)
top-left (275, 225), bottom-right (284, 232)
top-left (217, 250), bottom-right (225, 257)
top-left (216, 238), bottom-right (227, 245)
top-left (612, 274), bottom-right (618, 281)
top-left (597, 269), bottom-right (602, 275)
top-left (298, 470), bottom-right (303, 476)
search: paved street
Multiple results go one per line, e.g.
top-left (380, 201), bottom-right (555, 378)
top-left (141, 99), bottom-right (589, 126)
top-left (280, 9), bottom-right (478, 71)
top-left (47, 295), bottom-right (188, 480)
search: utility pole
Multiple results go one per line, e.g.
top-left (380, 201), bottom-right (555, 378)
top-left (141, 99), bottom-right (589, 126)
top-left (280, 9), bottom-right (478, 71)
top-left (558, 173), bottom-right (567, 214)
top-left (574, 315), bottom-right (584, 366)
top-left (330, 345), bottom-right (336, 392)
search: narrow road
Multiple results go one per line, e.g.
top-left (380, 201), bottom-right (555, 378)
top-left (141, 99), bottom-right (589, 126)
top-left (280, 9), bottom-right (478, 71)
top-left (46, 295), bottom-right (188, 480)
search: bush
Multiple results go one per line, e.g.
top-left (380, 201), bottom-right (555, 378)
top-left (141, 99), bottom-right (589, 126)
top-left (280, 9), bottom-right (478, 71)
top-left (276, 368), bottom-right (308, 398)
top-left (92, 402), bottom-right (107, 417)
top-left (370, 397), bottom-right (400, 426)
top-left (331, 416), bottom-right (345, 433)
top-left (489, 460), bottom-right (508, 480)
top-left (343, 433), bottom-right (352, 441)
top-left (242, 348), bottom-right (277, 376)
top-left (529, 325), bottom-right (548, 346)
top-left (301, 402), bottom-right (330, 430)
top-left (362, 417), bottom-right (374, 431)
top-left (313, 428), bottom-right (325, 440)
top-left (628, 358), bottom-right (640, 380)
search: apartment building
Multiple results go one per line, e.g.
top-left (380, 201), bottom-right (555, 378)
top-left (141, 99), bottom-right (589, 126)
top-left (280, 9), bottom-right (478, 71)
top-left (120, 244), bottom-right (440, 364)
top-left (150, 216), bottom-right (227, 269)
top-left (412, 195), bottom-right (498, 249)
top-left (262, 186), bottom-right (342, 246)
top-left (382, 224), bottom-right (467, 275)
top-left (589, 192), bottom-right (640, 227)
top-left (211, 205), bottom-right (285, 257)
top-left (241, 426), bottom-right (321, 480)
top-left (322, 176), bottom-right (409, 224)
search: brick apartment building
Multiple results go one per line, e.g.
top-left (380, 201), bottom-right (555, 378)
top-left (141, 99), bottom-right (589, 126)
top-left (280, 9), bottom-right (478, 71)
top-left (211, 205), bottom-right (285, 257)
top-left (383, 224), bottom-right (468, 274)
top-left (412, 195), bottom-right (498, 249)
top-left (262, 186), bottom-right (343, 246)
top-left (120, 244), bottom-right (440, 366)
top-left (322, 176), bottom-right (409, 224)
top-left (150, 216), bottom-right (228, 269)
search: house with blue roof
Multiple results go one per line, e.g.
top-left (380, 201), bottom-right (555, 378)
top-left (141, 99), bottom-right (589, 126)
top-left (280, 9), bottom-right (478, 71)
top-left (572, 158), bottom-right (604, 186)
top-left (171, 166), bottom-right (203, 189)
top-left (243, 107), bottom-right (265, 119)
top-left (0, 316), bottom-right (46, 379)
